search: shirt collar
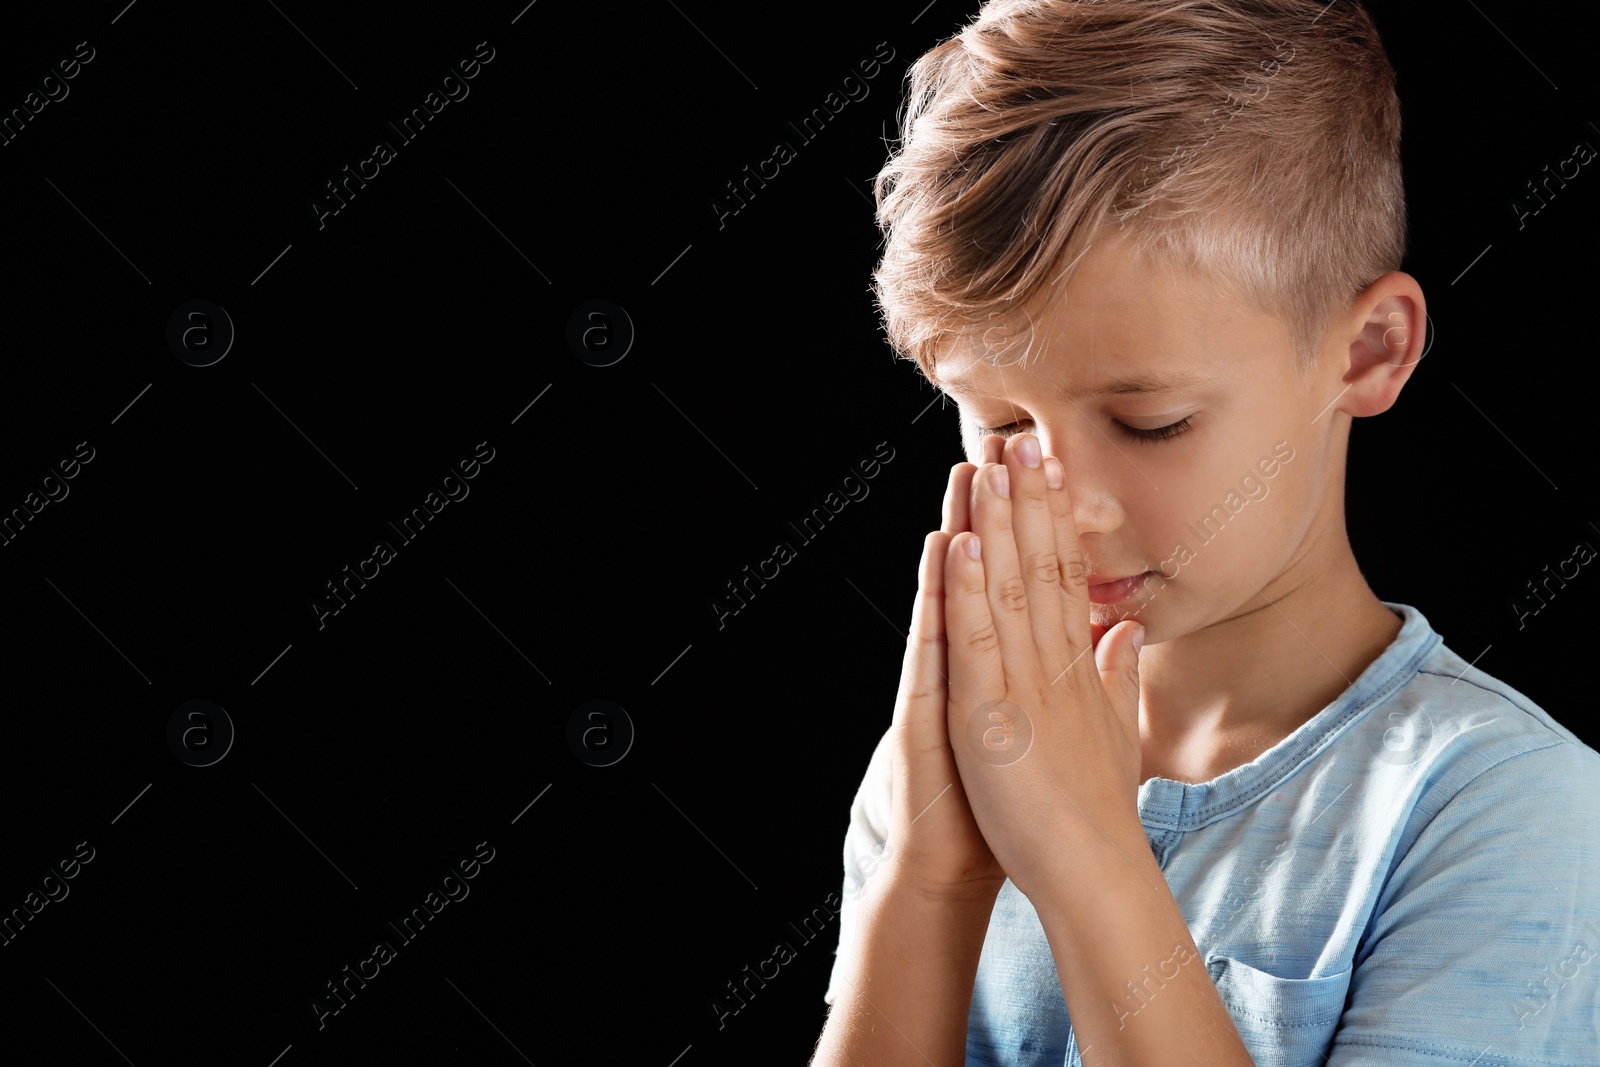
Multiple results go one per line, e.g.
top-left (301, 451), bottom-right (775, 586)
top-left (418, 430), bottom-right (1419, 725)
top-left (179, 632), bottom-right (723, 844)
top-left (1136, 601), bottom-right (1442, 830)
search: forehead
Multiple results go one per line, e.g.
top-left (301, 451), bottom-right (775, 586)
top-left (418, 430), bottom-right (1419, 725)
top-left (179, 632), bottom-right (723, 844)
top-left (937, 362), bottom-right (1223, 401)
top-left (932, 237), bottom-right (1269, 399)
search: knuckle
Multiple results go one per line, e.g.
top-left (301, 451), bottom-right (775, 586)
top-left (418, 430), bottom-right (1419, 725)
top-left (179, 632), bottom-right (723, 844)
top-left (995, 576), bottom-right (1030, 612)
top-left (1023, 550), bottom-right (1061, 586)
top-left (1061, 555), bottom-right (1089, 590)
top-left (965, 625), bottom-right (1000, 655)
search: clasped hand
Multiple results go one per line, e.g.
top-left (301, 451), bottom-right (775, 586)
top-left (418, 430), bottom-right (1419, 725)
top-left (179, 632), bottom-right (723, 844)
top-left (881, 431), bottom-right (1148, 908)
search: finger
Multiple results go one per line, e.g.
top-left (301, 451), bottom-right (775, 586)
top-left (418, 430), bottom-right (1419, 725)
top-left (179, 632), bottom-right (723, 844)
top-left (941, 462), bottom-right (978, 535)
top-left (961, 459), bottom-right (1044, 696)
top-left (1095, 618), bottom-right (1145, 749)
top-left (1041, 454), bottom-right (1094, 669)
top-left (1001, 433), bottom-right (1071, 674)
top-left (945, 520), bottom-right (1011, 722)
top-left (894, 530), bottom-right (954, 757)
top-left (967, 433), bottom-right (1007, 522)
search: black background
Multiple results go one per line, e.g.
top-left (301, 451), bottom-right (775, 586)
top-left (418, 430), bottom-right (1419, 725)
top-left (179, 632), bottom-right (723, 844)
top-left (0, 1), bottom-right (1595, 1063)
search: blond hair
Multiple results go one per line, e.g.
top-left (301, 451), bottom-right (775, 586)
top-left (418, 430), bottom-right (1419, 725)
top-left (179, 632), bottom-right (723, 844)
top-left (871, 0), bottom-right (1407, 383)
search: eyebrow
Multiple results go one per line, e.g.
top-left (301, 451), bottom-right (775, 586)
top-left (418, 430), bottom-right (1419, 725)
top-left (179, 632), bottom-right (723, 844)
top-left (937, 369), bottom-right (1223, 401)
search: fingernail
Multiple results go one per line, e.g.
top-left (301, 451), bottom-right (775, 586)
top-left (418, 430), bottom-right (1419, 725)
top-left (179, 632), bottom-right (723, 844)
top-left (993, 466), bottom-right (1010, 497)
top-left (1045, 457), bottom-right (1064, 490)
top-left (1016, 434), bottom-right (1041, 469)
top-left (965, 535), bottom-right (982, 560)
top-left (1131, 625), bottom-right (1146, 655)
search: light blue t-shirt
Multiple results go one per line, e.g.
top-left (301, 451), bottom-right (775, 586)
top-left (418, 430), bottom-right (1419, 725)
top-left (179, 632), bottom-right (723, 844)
top-left (826, 602), bottom-right (1600, 1066)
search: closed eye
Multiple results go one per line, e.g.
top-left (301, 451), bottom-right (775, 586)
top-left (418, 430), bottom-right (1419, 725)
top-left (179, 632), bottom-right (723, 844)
top-left (977, 415), bottom-right (1197, 444)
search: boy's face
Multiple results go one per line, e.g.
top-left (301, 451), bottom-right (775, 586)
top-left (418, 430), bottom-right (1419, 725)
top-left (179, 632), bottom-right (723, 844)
top-left (932, 233), bottom-right (1350, 642)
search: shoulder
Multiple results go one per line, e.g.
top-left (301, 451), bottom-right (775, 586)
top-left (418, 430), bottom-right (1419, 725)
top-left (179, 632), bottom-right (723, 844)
top-left (1311, 629), bottom-right (1600, 890)
top-left (1345, 639), bottom-right (1600, 879)
top-left (1353, 635), bottom-right (1600, 794)
top-left (1334, 650), bottom-right (1600, 1062)
top-left (1415, 638), bottom-right (1591, 749)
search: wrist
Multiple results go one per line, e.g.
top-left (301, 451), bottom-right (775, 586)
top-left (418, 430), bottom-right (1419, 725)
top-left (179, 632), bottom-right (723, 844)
top-left (849, 865), bottom-right (1002, 990)
top-left (1025, 823), bottom-right (1164, 934)
top-left (873, 851), bottom-right (1007, 911)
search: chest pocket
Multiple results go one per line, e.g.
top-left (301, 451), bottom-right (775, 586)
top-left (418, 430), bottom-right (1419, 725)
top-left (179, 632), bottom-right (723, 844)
top-left (1205, 954), bottom-right (1351, 1067)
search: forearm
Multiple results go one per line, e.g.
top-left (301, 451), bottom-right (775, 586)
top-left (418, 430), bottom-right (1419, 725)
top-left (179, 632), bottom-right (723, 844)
top-left (811, 875), bottom-right (998, 1067)
top-left (1033, 833), bottom-right (1254, 1067)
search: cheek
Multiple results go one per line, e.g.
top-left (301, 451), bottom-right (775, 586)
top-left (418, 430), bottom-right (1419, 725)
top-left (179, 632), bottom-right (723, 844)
top-left (1145, 468), bottom-right (1248, 558)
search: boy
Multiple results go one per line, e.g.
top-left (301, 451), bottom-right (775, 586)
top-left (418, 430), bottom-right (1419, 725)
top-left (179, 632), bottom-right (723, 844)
top-left (811, 2), bottom-right (1600, 1065)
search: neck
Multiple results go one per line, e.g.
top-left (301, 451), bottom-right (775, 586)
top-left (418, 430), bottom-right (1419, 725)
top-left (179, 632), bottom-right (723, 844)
top-left (1135, 539), bottom-right (1402, 777)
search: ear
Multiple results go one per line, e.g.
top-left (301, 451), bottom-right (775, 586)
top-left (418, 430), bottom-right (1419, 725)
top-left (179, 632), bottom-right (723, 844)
top-left (1333, 271), bottom-right (1428, 419)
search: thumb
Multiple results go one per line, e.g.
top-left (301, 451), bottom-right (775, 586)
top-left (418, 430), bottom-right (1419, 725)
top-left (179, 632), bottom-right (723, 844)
top-left (1095, 619), bottom-right (1144, 726)
top-left (1089, 620), bottom-right (1108, 651)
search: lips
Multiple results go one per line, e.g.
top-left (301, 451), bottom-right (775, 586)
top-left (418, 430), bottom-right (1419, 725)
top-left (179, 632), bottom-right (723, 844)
top-left (1087, 571), bottom-right (1153, 605)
